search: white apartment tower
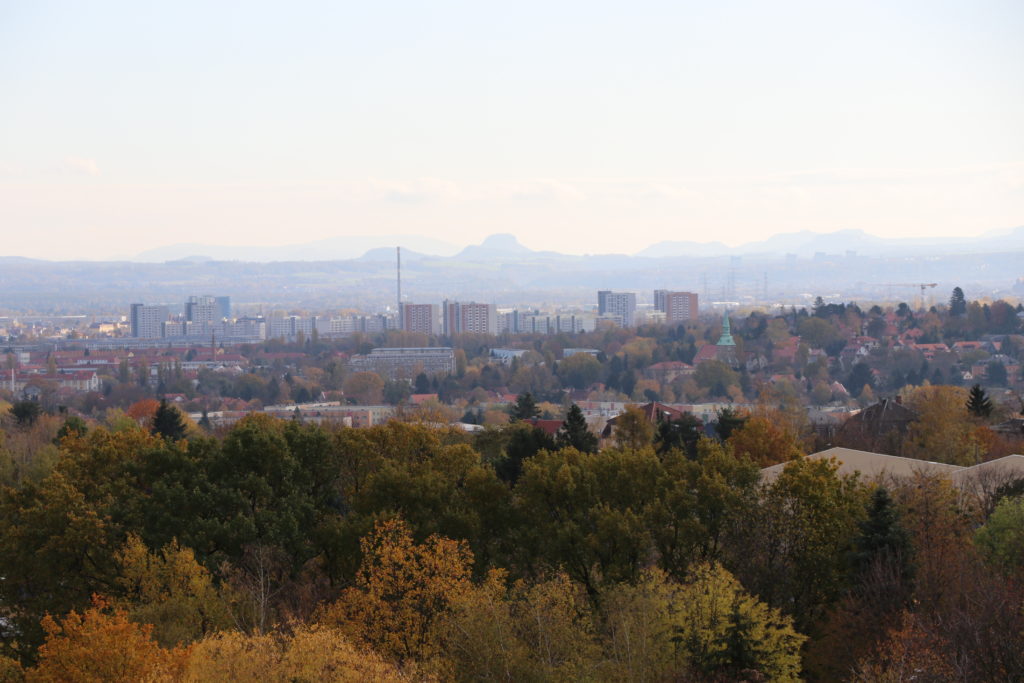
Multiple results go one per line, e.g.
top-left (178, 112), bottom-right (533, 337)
top-left (129, 303), bottom-right (170, 338)
top-left (597, 290), bottom-right (637, 327)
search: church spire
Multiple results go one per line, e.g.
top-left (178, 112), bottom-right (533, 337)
top-left (717, 309), bottom-right (735, 346)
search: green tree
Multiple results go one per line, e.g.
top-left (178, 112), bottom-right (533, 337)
top-left (151, 400), bottom-right (187, 441)
top-left (986, 361), bottom-right (1008, 387)
top-left (513, 447), bottom-right (664, 593)
top-left (10, 401), bottom-right (42, 427)
top-left (510, 392), bottom-right (540, 422)
top-left (797, 317), bottom-right (841, 350)
top-left (966, 384), bottom-right (993, 418)
top-left (645, 440), bottom-right (759, 580)
top-left (975, 495), bottom-right (1024, 575)
top-left (850, 487), bottom-right (913, 582)
top-left (949, 286), bottom-right (967, 316)
top-left (654, 412), bottom-right (702, 458)
top-left (557, 404), bottom-right (597, 454)
top-left (54, 416), bottom-right (88, 444)
top-left (676, 563), bottom-right (806, 681)
top-left (731, 457), bottom-right (867, 632)
top-left (846, 363), bottom-right (875, 398)
top-left (713, 407), bottom-right (747, 441)
top-left (494, 421), bottom-right (556, 484)
top-left (558, 353), bottom-right (602, 391)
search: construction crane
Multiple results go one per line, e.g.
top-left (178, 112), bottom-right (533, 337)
top-left (878, 283), bottom-right (938, 309)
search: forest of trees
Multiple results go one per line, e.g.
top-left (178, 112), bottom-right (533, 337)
top-left (0, 396), bottom-right (1022, 681)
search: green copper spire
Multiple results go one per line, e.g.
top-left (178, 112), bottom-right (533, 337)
top-left (717, 309), bottom-right (735, 346)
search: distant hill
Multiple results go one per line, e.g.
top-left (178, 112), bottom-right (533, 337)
top-left (635, 226), bottom-right (1024, 258)
top-left (134, 234), bottom-right (459, 262)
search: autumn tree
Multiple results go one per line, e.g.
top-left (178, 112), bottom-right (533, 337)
top-left (26, 596), bottom-right (187, 682)
top-left (613, 405), bottom-right (654, 450)
top-left (183, 625), bottom-right (408, 682)
top-left (558, 352), bottom-right (602, 390)
top-left (436, 571), bottom-right (600, 681)
top-left (114, 534), bottom-right (232, 647)
top-left (905, 385), bottom-right (979, 465)
top-left (321, 518), bottom-right (475, 665)
top-left (727, 415), bottom-right (803, 467)
top-left (342, 371), bottom-right (385, 405)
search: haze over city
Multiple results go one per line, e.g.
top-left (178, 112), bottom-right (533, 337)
top-left (2, 0), bottom-right (1023, 260)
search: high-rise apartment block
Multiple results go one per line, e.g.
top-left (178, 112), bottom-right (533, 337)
top-left (400, 303), bottom-right (440, 335)
top-left (185, 295), bottom-right (218, 326)
top-left (597, 291), bottom-right (637, 327)
top-left (443, 301), bottom-right (498, 335)
top-left (348, 347), bottom-right (455, 379)
top-left (215, 296), bottom-right (231, 320)
top-left (663, 291), bottom-right (699, 323)
top-left (130, 304), bottom-right (170, 338)
top-left (654, 289), bottom-right (668, 312)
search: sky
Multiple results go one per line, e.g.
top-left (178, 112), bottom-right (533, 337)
top-left (1, 0), bottom-right (1022, 260)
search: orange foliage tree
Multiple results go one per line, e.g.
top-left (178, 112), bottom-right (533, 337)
top-left (728, 415), bottom-right (803, 467)
top-left (126, 398), bottom-right (161, 423)
top-left (321, 517), bottom-right (475, 665)
top-left (27, 596), bottom-right (187, 682)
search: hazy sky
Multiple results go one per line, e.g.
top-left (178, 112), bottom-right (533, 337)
top-left (2, 0), bottom-right (1022, 260)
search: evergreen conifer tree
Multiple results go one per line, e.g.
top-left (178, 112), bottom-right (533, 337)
top-left (949, 286), bottom-right (967, 316)
top-left (510, 392), bottom-right (540, 422)
top-left (850, 487), bottom-right (913, 583)
top-left (966, 384), bottom-right (993, 418)
top-left (151, 399), bottom-right (187, 441)
top-left (557, 404), bottom-right (598, 453)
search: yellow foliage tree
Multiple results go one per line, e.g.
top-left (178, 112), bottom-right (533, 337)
top-left (905, 385), bottom-right (978, 465)
top-left (182, 626), bottom-right (408, 683)
top-left (320, 518), bottom-right (474, 665)
top-left (114, 534), bottom-right (232, 647)
top-left (27, 596), bottom-right (187, 683)
top-left (674, 563), bottom-right (806, 681)
top-left (728, 416), bottom-right (803, 467)
top-left (613, 405), bottom-right (654, 450)
top-left (435, 571), bottom-right (600, 681)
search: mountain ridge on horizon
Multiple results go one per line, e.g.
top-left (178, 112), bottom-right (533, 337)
top-left (135, 226), bottom-right (1024, 263)
top-left (3, 227), bottom-right (1021, 264)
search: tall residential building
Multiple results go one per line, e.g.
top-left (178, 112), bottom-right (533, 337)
top-left (215, 296), bottom-right (231, 320)
top-left (597, 291), bottom-right (637, 327)
top-left (185, 295), bottom-right (218, 326)
top-left (654, 289), bottom-right (668, 312)
top-left (129, 304), bottom-right (169, 339)
top-left (443, 301), bottom-right (498, 336)
top-left (400, 303), bottom-right (439, 335)
top-left (664, 291), bottom-right (699, 324)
